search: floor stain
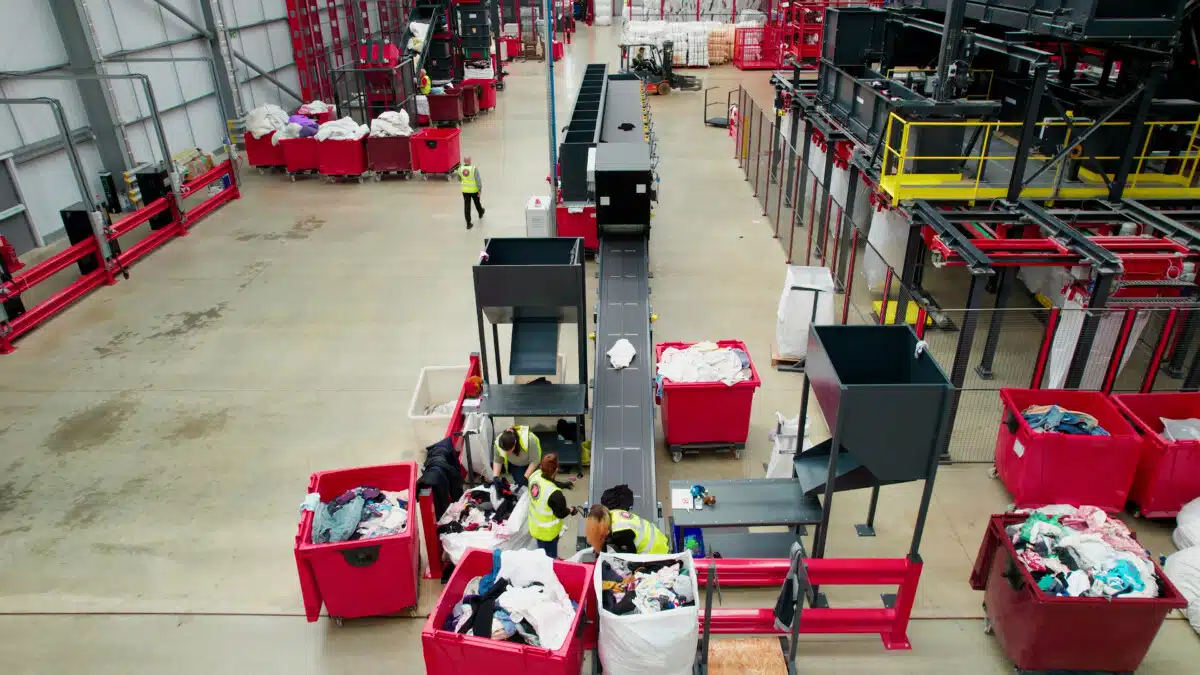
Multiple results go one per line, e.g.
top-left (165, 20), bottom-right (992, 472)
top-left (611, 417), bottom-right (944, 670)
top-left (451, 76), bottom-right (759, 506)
top-left (92, 542), bottom-right (157, 555)
top-left (238, 260), bottom-right (271, 290)
top-left (164, 408), bottom-right (230, 442)
top-left (59, 477), bottom-right (148, 530)
top-left (236, 215), bottom-right (326, 242)
top-left (0, 479), bottom-right (32, 516)
top-left (93, 330), bottom-right (136, 358)
top-left (0, 525), bottom-right (32, 537)
top-left (41, 394), bottom-right (136, 455)
top-left (144, 303), bottom-right (228, 341)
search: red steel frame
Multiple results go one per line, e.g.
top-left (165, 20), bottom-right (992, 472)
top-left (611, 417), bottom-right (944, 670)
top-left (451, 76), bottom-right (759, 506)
top-left (0, 162), bottom-right (240, 354)
top-left (776, 2), bottom-right (884, 66)
top-left (695, 556), bottom-right (923, 650)
top-left (289, 1), bottom-right (414, 101)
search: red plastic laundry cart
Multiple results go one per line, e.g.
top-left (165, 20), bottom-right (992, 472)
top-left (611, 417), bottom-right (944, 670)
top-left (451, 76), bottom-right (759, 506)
top-left (295, 461), bottom-right (419, 623)
top-left (280, 137), bottom-right (320, 177)
top-left (244, 131), bottom-right (284, 170)
top-left (422, 548), bottom-right (592, 675)
top-left (412, 128), bottom-right (462, 177)
top-left (994, 388), bottom-right (1141, 513)
top-left (317, 138), bottom-right (368, 180)
top-left (462, 78), bottom-right (497, 110)
top-left (655, 340), bottom-right (762, 462)
top-left (1112, 392), bottom-right (1200, 517)
top-left (970, 514), bottom-right (1185, 672)
top-left (428, 90), bottom-right (464, 125)
top-left (367, 135), bottom-right (416, 178)
top-left (455, 84), bottom-right (480, 117)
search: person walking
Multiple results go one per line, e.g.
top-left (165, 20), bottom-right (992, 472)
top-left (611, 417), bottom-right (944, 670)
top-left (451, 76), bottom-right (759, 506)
top-left (527, 454), bottom-right (580, 559)
top-left (458, 156), bottom-right (485, 229)
top-left (584, 503), bottom-right (670, 555)
top-left (417, 68), bottom-right (431, 95)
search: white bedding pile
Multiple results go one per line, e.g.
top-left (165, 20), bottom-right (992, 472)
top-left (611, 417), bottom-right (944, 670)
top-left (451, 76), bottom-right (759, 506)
top-left (369, 110), bottom-right (413, 137)
top-left (316, 116), bottom-right (369, 142)
top-left (245, 104), bottom-right (288, 139)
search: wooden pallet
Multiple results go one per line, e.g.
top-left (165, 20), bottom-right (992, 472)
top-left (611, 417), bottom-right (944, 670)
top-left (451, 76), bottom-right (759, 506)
top-left (708, 637), bottom-right (789, 675)
top-left (771, 342), bottom-right (803, 369)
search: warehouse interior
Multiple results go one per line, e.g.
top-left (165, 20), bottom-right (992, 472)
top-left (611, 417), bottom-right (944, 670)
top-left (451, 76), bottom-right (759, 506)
top-left (4, 1), bottom-right (1200, 673)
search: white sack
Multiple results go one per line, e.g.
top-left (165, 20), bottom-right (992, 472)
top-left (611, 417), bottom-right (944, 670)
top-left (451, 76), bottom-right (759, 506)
top-left (608, 338), bottom-right (636, 369)
top-left (245, 104), bottom-right (288, 139)
top-left (369, 110), bottom-right (413, 137)
top-left (1165, 546), bottom-right (1200, 634)
top-left (315, 116), bottom-right (369, 141)
top-left (408, 21), bottom-right (429, 52)
top-left (462, 412), bottom-right (495, 480)
top-left (1175, 496), bottom-right (1200, 550)
top-left (464, 65), bottom-right (495, 80)
top-left (416, 95), bottom-right (430, 116)
top-left (863, 206), bottom-right (909, 293)
top-left (776, 266), bottom-right (835, 359)
top-left (1045, 296), bottom-right (1150, 390)
top-left (595, 551), bottom-right (699, 675)
top-left (438, 488), bottom-right (534, 563)
top-left (765, 412), bottom-right (813, 478)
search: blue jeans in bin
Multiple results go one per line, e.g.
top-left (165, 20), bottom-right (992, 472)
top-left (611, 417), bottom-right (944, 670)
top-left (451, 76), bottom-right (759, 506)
top-left (536, 536), bottom-right (559, 559)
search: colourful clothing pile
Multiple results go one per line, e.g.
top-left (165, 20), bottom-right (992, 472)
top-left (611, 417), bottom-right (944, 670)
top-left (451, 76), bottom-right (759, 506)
top-left (1022, 405), bottom-right (1109, 436)
top-left (1008, 505), bottom-right (1159, 598)
top-left (600, 558), bottom-right (696, 615)
top-left (309, 487), bottom-right (408, 544)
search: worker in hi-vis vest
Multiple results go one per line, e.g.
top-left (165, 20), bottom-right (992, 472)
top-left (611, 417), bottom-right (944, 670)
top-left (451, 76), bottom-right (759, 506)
top-left (491, 425), bottom-right (543, 489)
top-left (527, 454), bottom-right (580, 558)
top-left (585, 504), bottom-right (670, 555)
top-left (418, 69), bottom-right (431, 96)
top-left (457, 155), bottom-right (486, 229)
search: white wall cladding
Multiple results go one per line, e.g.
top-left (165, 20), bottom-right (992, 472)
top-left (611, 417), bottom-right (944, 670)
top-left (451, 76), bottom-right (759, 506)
top-left (0, 0), bottom-right (299, 240)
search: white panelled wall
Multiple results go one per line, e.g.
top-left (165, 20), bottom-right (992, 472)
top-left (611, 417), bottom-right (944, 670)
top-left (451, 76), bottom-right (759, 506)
top-left (0, 0), bottom-right (300, 244)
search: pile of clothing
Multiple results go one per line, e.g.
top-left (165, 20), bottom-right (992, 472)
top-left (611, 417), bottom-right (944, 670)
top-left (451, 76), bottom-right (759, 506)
top-left (656, 341), bottom-right (751, 386)
top-left (600, 557), bottom-right (696, 615)
top-left (306, 487), bottom-right (409, 544)
top-left (1022, 404), bottom-right (1109, 436)
top-left (436, 479), bottom-right (533, 563)
top-left (369, 110), bottom-right (413, 138)
top-left (442, 549), bottom-right (578, 649)
top-left (298, 100), bottom-right (333, 116)
top-left (315, 117), bottom-right (369, 142)
top-left (272, 114), bottom-right (320, 145)
top-left (1008, 505), bottom-right (1159, 598)
top-left (245, 104), bottom-right (288, 139)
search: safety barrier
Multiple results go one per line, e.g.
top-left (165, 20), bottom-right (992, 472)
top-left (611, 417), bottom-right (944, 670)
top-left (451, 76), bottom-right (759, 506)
top-left (879, 113), bottom-right (1200, 202)
top-left (0, 161), bottom-right (240, 354)
top-left (696, 556), bottom-right (923, 650)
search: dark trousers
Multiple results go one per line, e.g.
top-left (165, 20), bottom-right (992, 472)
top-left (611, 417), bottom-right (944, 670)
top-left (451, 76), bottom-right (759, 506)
top-left (535, 536), bottom-right (559, 559)
top-left (511, 469), bottom-right (529, 489)
top-left (463, 192), bottom-right (483, 223)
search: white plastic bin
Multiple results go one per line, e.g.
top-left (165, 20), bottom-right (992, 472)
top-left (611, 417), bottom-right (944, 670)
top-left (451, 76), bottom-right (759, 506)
top-left (408, 365), bottom-right (469, 450)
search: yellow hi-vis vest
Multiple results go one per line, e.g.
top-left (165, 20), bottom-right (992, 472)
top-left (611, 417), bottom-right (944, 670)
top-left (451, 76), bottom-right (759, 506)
top-left (494, 425), bottom-right (540, 472)
top-left (459, 165), bottom-right (479, 193)
top-left (528, 469), bottom-right (564, 541)
top-left (419, 74), bottom-right (431, 95)
top-left (611, 510), bottom-right (670, 554)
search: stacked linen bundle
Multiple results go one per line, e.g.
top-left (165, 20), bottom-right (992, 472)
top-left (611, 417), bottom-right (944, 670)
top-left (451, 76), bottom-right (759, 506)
top-left (737, 9), bottom-right (767, 25)
top-left (701, 0), bottom-right (735, 19)
top-left (595, 0), bottom-right (613, 25)
top-left (663, 22), bottom-right (689, 66)
top-left (708, 23), bottom-right (735, 64)
top-left (464, 64), bottom-right (495, 80)
top-left (315, 117), bottom-right (369, 142)
top-left (686, 23), bottom-right (708, 66)
top-left (244, 104), bottom-right (288, 139)
top-left (623, 3), bottom-right (648, 21)
top-left (662, 0), bottom-right (690, 19)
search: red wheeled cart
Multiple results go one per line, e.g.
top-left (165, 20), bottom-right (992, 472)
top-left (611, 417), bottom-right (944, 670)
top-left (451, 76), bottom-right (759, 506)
top-left (295, 462), bottom-right (420, 624)
top-left (280, 137), bottom-right (320, 180)
top-left (454, 84), bottom-right (480, 118)
top-left (461, 78), bottom-right (497, 110)
top-left (367, 135), bottom-right (417, 180)
top-left (244, 132), bottom-right (285, 172)
top-left (994, 388), bottom-right (1141, 512)
top-left (654, 340), bottom-right (762, 462)
top-left (412, 128), bottom-right (462, 179)
top-left (318, 138), bottom-right (369, 182)
top-left (1112, 392), bottom-right (1200, 517)
top-left (971, 514), bottom-right (1185, 673)
top-left (428, 90), bottom-right (464, 126)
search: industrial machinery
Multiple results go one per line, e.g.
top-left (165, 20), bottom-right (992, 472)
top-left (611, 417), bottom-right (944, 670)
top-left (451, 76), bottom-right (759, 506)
top-left (619, 41), bottom-right (703, 95)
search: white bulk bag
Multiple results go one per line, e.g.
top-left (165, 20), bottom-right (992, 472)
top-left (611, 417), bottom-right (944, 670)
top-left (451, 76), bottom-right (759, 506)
top-left (595, 551), bottom-right (699, 675)
top-left (776, 265), bottom-right (836, 359)
top-left (765, 412), bottom-right (813, 478)
top-left (1164, 546), bottom-right (1200, 634)
top-left (1175, 496), bottom-right (1200, 550)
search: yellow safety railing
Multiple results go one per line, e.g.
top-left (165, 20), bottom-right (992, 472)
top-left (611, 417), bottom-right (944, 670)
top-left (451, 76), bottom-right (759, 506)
top-left (878, 112), bottom-right (1200, 202)
top-left (884, 68), bottom-right (995, 100)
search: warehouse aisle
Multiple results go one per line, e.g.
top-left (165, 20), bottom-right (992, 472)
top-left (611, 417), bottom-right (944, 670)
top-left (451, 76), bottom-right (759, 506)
top-left (0, 24), bottom-right (1197, 673)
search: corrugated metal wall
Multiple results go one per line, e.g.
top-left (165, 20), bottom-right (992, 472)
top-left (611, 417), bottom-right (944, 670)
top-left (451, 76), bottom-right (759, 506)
top-left (0, 0), bottom-right (300, 243)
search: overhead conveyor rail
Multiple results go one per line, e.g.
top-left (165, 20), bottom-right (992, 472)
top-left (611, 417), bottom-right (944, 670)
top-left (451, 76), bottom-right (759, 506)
top-left (586, 70), bottom-right (659, 523)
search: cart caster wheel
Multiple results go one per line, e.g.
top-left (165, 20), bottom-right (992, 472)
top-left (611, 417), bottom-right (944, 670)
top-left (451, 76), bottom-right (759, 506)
top-left (982, 618), bottom-right (993, 635)
top-left (333, 617), bottom-right (344, 627)
top-left (734, 449), bottom-right (743, 459)
top-left (671, 451), bottom-right (683, 463)
top-left (987, 466), bottom-right (999, 479)
top-left (1004, 503), bottom-right (1015, 513)
top-left (422, 173), bottom-right (428, 180)
top-left (1133, 508), bottom-right (1144, 519)
top-left (258, 168), bottom-right (266, 175)
top-left (357, 176), bottom-right (364, 184)
top-left (374, 173), bottom-right (382, 183)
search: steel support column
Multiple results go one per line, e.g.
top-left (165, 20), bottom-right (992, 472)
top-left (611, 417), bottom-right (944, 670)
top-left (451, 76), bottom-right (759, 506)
top-left (1064, 273), bottom-right (1115, 389)
top-left (833, 165), bottom-right (860, 291)
top-left (47, 0), bottom-right (132, 177)
top-left (1008, 63), bottom-right (1048, 200)
top-left (941, 273), bottom-right (992, 461)
top-left (199, 0), bottom-right (242, 122)
top-left (814, 140), bottom-right (836, 258)
top-left (1167, 307), bottom-right (1198, 377)
top-left (975, 268), bottom-right (1014, 379)
top-left (1108, 71), bottom-right (1163, 202)
top-left (893, 225), bottom-right (924, 325)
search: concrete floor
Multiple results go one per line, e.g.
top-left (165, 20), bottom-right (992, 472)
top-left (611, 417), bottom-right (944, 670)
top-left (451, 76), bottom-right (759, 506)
top-left (1, 24), bottom-right (1198, 673)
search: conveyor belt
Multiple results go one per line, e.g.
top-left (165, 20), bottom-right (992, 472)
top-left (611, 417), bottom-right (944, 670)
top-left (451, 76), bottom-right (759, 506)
top-left (588, 235), bottom-right (656, 521)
